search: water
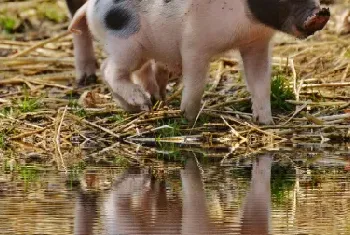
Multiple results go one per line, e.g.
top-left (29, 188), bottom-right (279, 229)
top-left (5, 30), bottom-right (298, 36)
top-left (0, 150), bottom-right (350, 235)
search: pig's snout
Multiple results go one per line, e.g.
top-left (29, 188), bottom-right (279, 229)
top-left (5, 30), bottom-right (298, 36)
top-left (294, 7), bottom-right (330, 38)
top-left (305, 8), bottom-right (330, 33)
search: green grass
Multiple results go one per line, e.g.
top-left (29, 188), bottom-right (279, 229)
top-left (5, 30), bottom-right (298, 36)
top-left (108, 113), bottom-right (126, 123)
top-left (0, 107), bottom-right (14, 117)
top-left (19, 166), bottom-right (40, 184)
top-left (66, 162), bottom-right (86, 188)
top-left (18, 96), bottom-right (41, 113)
top-left (113, 155), bottom-right (130, 167)
top-left (169, 98), bottom-right (181, 107)
top-left (270, 74), bottom-right (295, 111)
top-left (0, 14), bottom-right (19, 33)
top-left (37, 3), bottom-right (67, 23)
top-left (0, 132), bottom-right (6, 149)
top-left (68, 99), bottom-right (87, 118)
top-left (345, 49), bottom-right (350, 58)
top-left (155, 119), bottom-right (183, 138)
top-left (156, 143), bottom-right (184, 162)
top-left (271, 164), bottom-right (296, 205)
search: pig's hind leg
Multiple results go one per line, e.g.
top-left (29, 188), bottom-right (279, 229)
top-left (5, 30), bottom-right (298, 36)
top-left (239, 39), bottom-right (274, 125)
top-left (132, 60), bottom-right (161, 102)
top-left (66, 0), bottom-right (98, 87)
top-left (154, 63), bottom-right (170, 101)
top-left (132, 61), bottom-right (170, 102)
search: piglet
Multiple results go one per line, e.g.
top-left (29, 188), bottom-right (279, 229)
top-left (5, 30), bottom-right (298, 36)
top-left (69, 0), bottom-right (330, 124)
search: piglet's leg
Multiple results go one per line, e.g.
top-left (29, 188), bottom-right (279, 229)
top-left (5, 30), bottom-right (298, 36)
top-left (66, 0), bottom-right (98, 87)
top-left (180, 51), bottom-right (209, 123)
top-left (102, 41), bottom-right (152, 112)
top-left (132, 60), bottom-right (161, 101)
top-left (154, 63), bottom-right (170, 101)
top-left (239, 39), bottom-right (274, 125)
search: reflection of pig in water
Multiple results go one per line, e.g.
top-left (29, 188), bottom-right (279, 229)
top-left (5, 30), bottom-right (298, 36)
top-left (73, 154), bottom-right (274, 235)
top-left (241, 154), bottom-right (272, 235)
top-left (67, 0), bottom-right (329, 124)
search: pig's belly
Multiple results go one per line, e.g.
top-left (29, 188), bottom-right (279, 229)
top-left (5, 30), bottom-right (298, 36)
top-left (138, 16), bottom-right (183, 73)
top-left (143, 44), bottom-right (182, 73)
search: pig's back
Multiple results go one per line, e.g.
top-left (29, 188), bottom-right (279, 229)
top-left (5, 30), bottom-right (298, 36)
top-left (86, 0), bottom-right (142, 41)
top-left (86, 0), bottom-right (185, 64)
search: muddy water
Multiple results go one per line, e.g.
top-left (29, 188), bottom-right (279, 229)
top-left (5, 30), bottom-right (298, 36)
top-left (0, 151), bottom-right (350, 235)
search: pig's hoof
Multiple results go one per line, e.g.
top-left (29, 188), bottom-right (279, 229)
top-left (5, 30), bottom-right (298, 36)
top-left (151, 96), bottom-right (159, 106)
top-left (181, 106), bottom-right (199, 126)
top-left (77, 74), bottom-right (98, 88)
top-left (252, 115), bottom-right (275, 125)
top-left (128, 86), bottom-right (152, 107)
top-left (149, 90), bottom-right (161, 104)
top-left (75, 58), bottom-right (99, 87)
top-left (113, 85), bottom-right (152, 112)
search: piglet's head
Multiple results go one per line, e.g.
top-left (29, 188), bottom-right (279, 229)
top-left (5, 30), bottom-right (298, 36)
top-left (247, 0), bottom-right (330, 39)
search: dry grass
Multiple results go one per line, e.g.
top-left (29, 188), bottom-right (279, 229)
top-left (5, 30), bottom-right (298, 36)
top-left (0, 0), bottom-right (349, 169)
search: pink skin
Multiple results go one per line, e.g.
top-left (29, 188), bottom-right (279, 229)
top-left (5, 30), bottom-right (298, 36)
top-left (240, 37), bottom-right (274, 124)
top-left (69, 0), bottom-right (328, 125)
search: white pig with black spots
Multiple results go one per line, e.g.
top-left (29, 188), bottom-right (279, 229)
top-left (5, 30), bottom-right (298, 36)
top-left (66, 0), bottom-right (330, 124)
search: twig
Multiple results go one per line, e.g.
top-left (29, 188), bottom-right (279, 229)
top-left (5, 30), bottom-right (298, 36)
top-left (290, 59), bottom-right (298, 101)
top-left (81, 118), bottom-right (121, 139)
top-left (56, 105), bottom-right (68, 173)
top-left (11, 31), bottom-right (71, 58)
top-left (300, 82), bottom-right (350, 88)
top-left (341, 63), bottom-right (349, 83)
top-left (191, 101), bottom-right (207, 130)
top-left (282, 102), bottom-right (309, 125)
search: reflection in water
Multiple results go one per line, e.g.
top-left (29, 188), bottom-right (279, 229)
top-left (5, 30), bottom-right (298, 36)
top-left (73, 154), bottom-right (273, 235)
top-left (74, 192), bottom-right (98, 235)
top-left (241, 154), bottom-right (272, 235)
top-left (1, 151), bottom-right (350, 235)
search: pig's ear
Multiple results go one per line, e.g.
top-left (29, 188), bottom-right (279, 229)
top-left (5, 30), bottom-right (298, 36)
top-left (68, 2), bottom-right (88, 35)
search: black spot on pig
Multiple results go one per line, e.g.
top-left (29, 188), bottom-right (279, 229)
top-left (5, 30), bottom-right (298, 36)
top-left (104, 7), bottom-right (140, 37)
top-left (113, 0), bottom-right (127, 3)
top-left (105, 8), bottom-right (131, 30)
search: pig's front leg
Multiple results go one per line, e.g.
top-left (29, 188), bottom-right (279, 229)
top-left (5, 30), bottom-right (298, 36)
top-left (239, 39), bottom-right (274, 125)
top-left (101, 52), bottom-right (152, 112)
top-left (66, 0), bottom-right (98, 87)
top-left (180, 51), bottom-right (209, 123)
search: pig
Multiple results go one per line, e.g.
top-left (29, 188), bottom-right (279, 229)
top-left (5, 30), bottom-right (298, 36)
top-left (67, 0), bottom-right (330, 124)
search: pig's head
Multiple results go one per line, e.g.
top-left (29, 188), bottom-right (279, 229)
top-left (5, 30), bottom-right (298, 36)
top-left (247, 0), bottom-right (330, 39)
